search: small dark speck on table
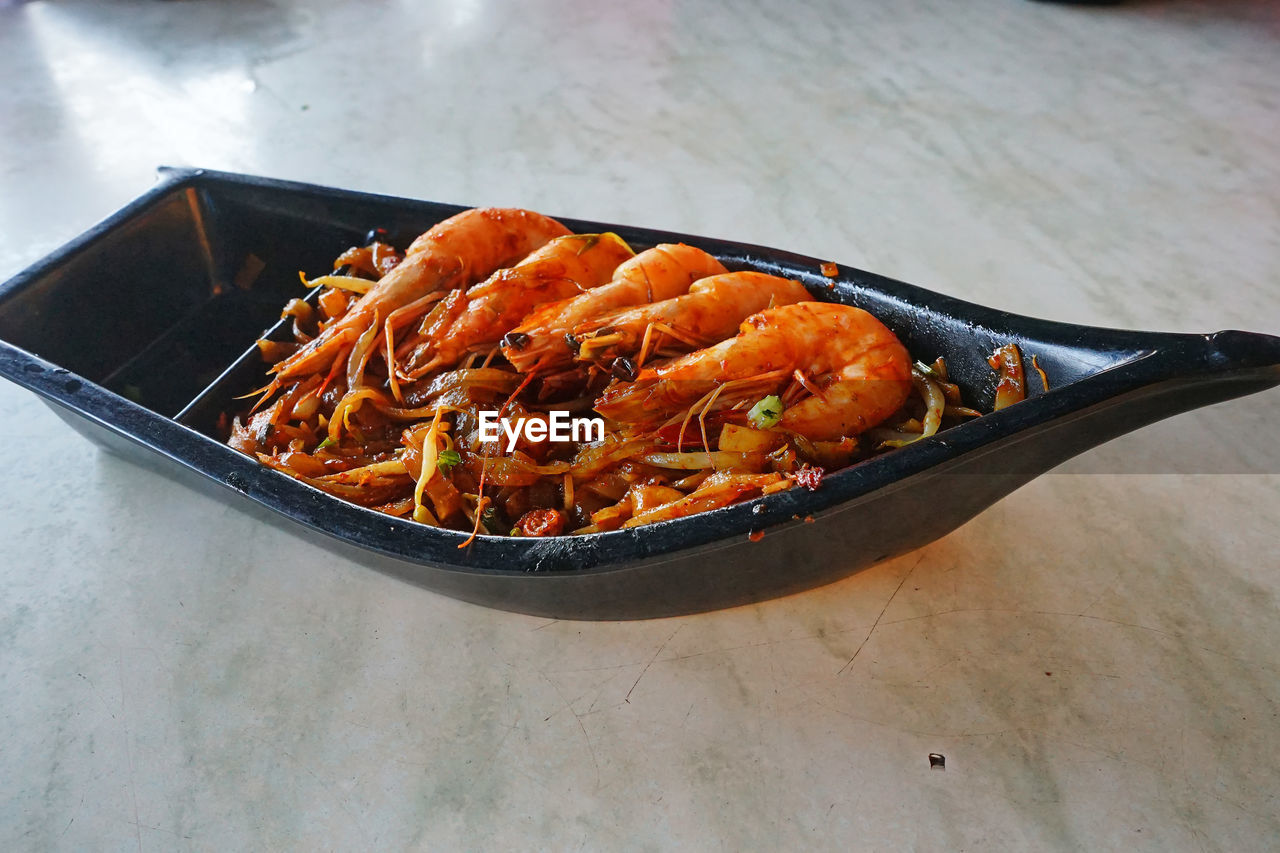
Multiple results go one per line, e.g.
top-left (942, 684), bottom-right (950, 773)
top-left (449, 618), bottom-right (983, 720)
top-left (929, 753), bottom-right (945, 770)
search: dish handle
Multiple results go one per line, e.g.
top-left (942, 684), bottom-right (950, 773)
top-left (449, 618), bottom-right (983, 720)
top-left (1023, 329), bottom-right (1280, 474)
top-left (1151, 329), bottom-right (1280, 403)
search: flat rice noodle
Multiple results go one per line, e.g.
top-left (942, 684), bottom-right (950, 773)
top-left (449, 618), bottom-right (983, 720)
top-left (314, 459), bottom-right (409, 484)
top-left (424, 474), bottom-right (464, 521)
top-left (530, 437), bottom-right (647, 480)
top-left (405, 368), bottom-right (521, 408)
top-left (298, 476), bottom-right (405, 506)
top-left (372, 497), bottom-right (415, 517)
top-left (478, 456), bottom-right (543, 487)
top-left (623, 471), bottom-right (782, 528)
top-left (640, 450), bottom-right (767, 471)
top-left (623, 484), bottom-right (758, 528)
top-left (265, 450), bottom-right (332, 478)
top-left (589, 497), bottom-right (634, 531)
top-left (580, 472), bottom-right (629, 502)
top-left (629, 484), bottom-right (685, 515)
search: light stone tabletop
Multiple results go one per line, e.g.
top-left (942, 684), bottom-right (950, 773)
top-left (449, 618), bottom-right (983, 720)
top-left (1, 1), bottom-right (1277, 850)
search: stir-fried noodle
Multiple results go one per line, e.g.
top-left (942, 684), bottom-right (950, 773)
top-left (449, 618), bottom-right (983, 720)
top-left (227, 208), bottom-right (1019, 540)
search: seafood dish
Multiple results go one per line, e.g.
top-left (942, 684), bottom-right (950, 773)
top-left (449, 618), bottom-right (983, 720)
top-left (226, 208), bottom-right (1022, 542)
top-left (2, 169), bottom-right (1275, 617)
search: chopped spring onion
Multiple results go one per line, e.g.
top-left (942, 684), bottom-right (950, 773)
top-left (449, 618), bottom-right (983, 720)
top-left (436, 449), bottom-right (462, 471)
top-left (480, 505), bottom-right (506, 535)
top-left (747, 395), bottom-right (783, 429)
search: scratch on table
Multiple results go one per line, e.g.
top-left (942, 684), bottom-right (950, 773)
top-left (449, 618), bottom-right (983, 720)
top-left (838, 556), bottom-right (923, 675)
top-left (118, 651), bottom-right (142, 853)
top-left (1039, 574), bottom-right (1125, 657)
top-left (468, 720), bottom-right (518, 789)
top-left (543, 684), bottom-right (595, 722)
top-left (876, 606), bottom-right (1277, 671)
top-left (539, 671), bottom-right (601, 791)
top-left (626, 625), bottom-right (683, 703)
top-left (812, 693), bottom-right (1016, 740)
top-left (124, 820), bottom-right (193, 842)
top-left (547, 660), bottom-right (650, 675)
top-left (661, 632), bottom-right (849, 664)
top-left (647, 619), bottom-right (888, 667)
top-left (585, 667), bottom-right (635, 715)
top-left (77, 672), bottom-right (115, 719)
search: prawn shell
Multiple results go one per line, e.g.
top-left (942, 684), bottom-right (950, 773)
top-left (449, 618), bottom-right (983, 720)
top-left (595, 302), bottom-right (911, 441)
top-left (503, 243), bottom-right (728, 374)
top-left (402, 232), bottom-right (634, 373)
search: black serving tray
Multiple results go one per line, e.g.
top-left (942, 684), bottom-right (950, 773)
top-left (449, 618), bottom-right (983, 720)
top-left (1, 168), bottom-right (1277, 619)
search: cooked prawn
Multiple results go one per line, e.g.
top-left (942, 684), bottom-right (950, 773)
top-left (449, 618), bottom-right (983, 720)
top-left (397, 232), bottom-right (634, 379)
top-left (501, 243), bottom-right (727, 374)
top-left (572, 271), bottom-right (813, 366)
top-left (594, 301), bottom-right (911, 441)
top-left (268, 208), bottom-right (570, 385)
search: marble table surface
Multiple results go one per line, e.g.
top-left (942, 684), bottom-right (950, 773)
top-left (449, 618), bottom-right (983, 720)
top-left (2, 1), bottom-right (1277, 849)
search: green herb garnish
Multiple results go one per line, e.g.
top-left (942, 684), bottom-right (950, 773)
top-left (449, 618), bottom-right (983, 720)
top-left (480, 505), bottom-right (506, 535)
top-left (437, 449), bottom-right (462, 471)
top-left (315, 437), bottom-right (335, 451)
top-left (747, 395), bottom-right (783, 430)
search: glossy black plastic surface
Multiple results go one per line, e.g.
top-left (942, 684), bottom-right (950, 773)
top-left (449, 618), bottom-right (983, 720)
top-left (1, 169), bottom-right (1277, 618)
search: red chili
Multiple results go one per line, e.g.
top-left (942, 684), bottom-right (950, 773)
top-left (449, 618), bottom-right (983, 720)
top-left (795, 464), bottom-right (825, 491)
top-left (517, 509), bottom-right (566, 537)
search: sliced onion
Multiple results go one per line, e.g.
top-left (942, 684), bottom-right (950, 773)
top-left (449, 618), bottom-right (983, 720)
top-left (346, 310), bottom-right (383, 390)
top-left (314, 459), bottom-right (409, 482)
top-left (309, 274), bottom-right (372, 294)
top-left (914, 370), bottom-right (946, 438)
top-left (640, 450), bottom-right (766, 470)
top-left (988, 344), bottom-right (1027, 410)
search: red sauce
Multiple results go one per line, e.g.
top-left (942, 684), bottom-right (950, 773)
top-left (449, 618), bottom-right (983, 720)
top-left (795, 464), bottom-right (825, 491)
top-left (517, 508), bottom-right (566, 537)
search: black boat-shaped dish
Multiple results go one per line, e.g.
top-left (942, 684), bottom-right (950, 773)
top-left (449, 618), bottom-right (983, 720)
top-left (1, 168), bottom-right (1277, 619)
